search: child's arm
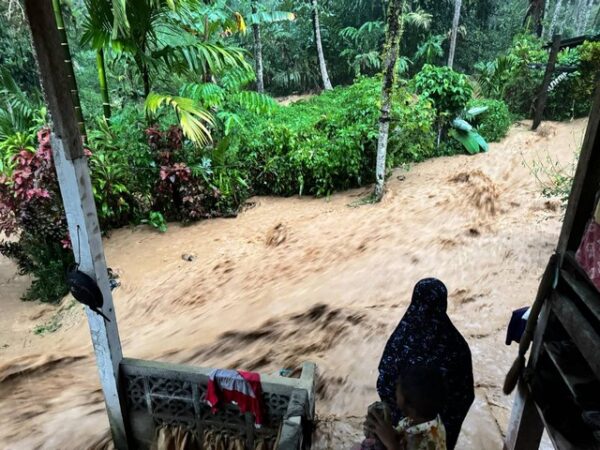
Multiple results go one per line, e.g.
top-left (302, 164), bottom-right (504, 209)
top-left (366, 411), bottom-right (402, 450)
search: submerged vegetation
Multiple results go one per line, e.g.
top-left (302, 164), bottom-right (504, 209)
top-left (0, 0), bottom-right (599, 302)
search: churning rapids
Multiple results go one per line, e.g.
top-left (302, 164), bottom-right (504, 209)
top-left (0, 119), bottom-right (587, 449)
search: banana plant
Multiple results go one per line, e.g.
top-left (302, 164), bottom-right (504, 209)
top-left (449, 106), bottom-right (489, 154)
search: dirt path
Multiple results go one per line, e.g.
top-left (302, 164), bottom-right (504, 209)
top-left (0, 119), bottom-right (587, 449)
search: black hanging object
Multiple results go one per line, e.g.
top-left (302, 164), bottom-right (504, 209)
top-left (66, 269), bottom-right (111, 322)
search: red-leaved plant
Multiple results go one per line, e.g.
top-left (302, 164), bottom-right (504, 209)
top-left (147, 125), bottom-right (219, 223)
top-left (0, 128), bottom-right (74, 302)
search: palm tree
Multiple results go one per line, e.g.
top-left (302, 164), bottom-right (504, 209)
top-left (251, 1), bottom-right (264, 92)
top-left (447, 0), bottom-right (462, 69)
top-left (374, 3), bottom-right (431, 200)
top-left (81, 0), bottom-right (250, 143)
top-left (311, 0), bottom-right (333, 90)
top-left (248, 2), bottom-right (295, 93)
top-left (52, 0), bottom-right (87, 139)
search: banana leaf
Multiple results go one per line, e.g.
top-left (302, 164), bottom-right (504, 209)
top-left (466, 106), bottom-right (489, 118)
top-left (450, 128), bottom-right (483, 155)
top-left (472, 131), bottom-right (489, 152)
top-left (452, 118), bottom-right (472, 132)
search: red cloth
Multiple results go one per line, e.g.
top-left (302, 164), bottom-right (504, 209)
top-left (576, 219), bottom-right (600, 292)
top-left (206, 369), bottom-right (264, 426)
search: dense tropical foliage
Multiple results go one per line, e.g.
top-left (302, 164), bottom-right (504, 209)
top-left (1, 0), bottom-right (600, 301)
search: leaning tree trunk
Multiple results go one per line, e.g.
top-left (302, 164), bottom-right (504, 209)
top-left (96, 48), bottom-right (111, 120)
top-left (51, 0), bottom-right (86, 140)
top-left (311, 0), bottom-right (333, 91)
top-left (447, 0), bottom-right (462, 69)
top-left (548, 0), bottom-right (564, 39)
top-left (374, 0), bottom-right (404, 201)
top-left (251, 1), bottom-right (265, 93)
top-left (527, 0), bottom-right (547, 37)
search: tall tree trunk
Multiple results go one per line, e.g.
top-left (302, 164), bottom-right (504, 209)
top-left (575, 0), bottom-right (586, 34)
top-left (548, 0), bottom-right (564, 39)
top-left (311, 0), bottom-right (333, 91)
top-left (252, 1), bottom-right (265, 93)
top-left (51, 0), bottom-right (86, 140)
top-left (447, 0), bottom-right (462, 69)
top-left (96, 49), bottom-right (111, 120)
top-left (374, 0), bottom-right (404, 201)
top-left (142, 66), bottom-right (150, 98)
top-left (527, 0), bottom-right (547, 37)
top-left (582, 0), bottom-right (595, 33)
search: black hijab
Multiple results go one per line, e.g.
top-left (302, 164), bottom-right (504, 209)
top-left (376, 278), bottom-right (474, 450)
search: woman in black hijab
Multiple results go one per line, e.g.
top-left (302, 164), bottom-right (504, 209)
top-left (376, 278), bottom-right (474, 450)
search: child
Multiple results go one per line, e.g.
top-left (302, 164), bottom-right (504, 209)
top-left (366, 366), bottom-right (447, 450)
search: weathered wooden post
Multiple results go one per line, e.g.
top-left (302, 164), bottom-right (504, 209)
top-left (532, 34), bottom-right (562, 131)
top-left (24, 1), bottom-right (129, 448)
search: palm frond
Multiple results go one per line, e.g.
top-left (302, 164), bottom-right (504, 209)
top-left (220, 66), bottom-right (256, 91)
top-left (339, 26), bottom-right (360, 41)
top-left (145, 92), bottom-right (214, 145)
top-left (230, 91), bottom-right (278, 115)
top-left (404, 8), bottom-right (432, 30)
top-left (153, 42), bottom-right (251, 78)
top-left (248, 10), bottom-right (296, 25)
top-left (111, 0), bottom-right (130, 39)
top-left (180, 82), bottom-right (226, 108)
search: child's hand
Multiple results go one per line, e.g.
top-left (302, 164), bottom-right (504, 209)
top-left (366, 410), bottom-right (399, 450)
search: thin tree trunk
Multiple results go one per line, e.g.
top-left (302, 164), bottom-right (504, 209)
top-left (575, 0), bottom-right (586, 34)
top-left (96, 49), bottom-right (111, 120)
top-left (447, 0), bottom-right (462, 69)
top-left (142, 67), bottom-right (150, 98)
top-left (527, 0), bottom-right (547, 37)
top-left (583, 0), bottom-right (595, 33)
top-left (532, 34), bottom-right (561, 130)
top-left (548, 0), bottom-right (564, 39)
top-left (311, 0), bottom-right (333, 91)
top-left (51, 0), bottom-right (86, 141)
top-left (251, 1), bottom-right (265, 93)
top-left (374, 0), bottom-right (404, 201)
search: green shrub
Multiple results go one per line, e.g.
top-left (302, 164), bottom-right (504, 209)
top-left (466, 98), bottom-right (512, 142)
top-left (87, 105), bottom-right (154, 228)
top-left (476, 34), bottom-right (599, 121)
top-left (235, 77), bottom-right (437, 197)
top-left (413, 64), bottom-right (473, 122)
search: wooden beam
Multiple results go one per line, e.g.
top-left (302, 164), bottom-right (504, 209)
top-left (24, 1), bottom-right (129, 448)
top-left (24, 0), bottom-right (83, 160)
top-left (505, 299), bottom-right (552, 450)
top-left (504, 380), bottom-right (544, 450)
top-left (551, 291), bottom-right (600, 380)
top-left (532, 34), bottom-right (562, 131)
top-left (557, 82), bottom-right (600, 255)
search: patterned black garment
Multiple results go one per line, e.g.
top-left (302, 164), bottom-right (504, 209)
top-left (376, 278), bottom-right (474, 450)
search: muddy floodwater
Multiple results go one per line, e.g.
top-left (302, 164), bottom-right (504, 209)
top-left (0, 120), bottom-right (587, 449)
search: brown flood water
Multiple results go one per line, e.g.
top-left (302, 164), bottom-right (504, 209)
top-left (0, 120), bottom-right (587, 449)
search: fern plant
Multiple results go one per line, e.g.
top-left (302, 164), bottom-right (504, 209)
top-left (339, 21), bottom-right (385, 76)
top-left (0, 68), bottom-right (46, 175)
